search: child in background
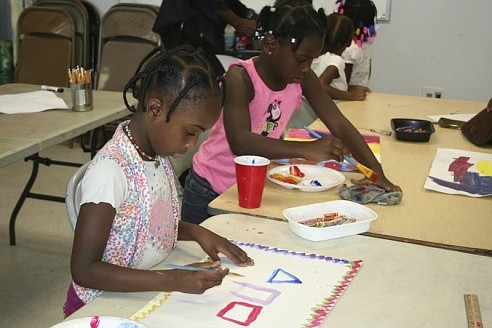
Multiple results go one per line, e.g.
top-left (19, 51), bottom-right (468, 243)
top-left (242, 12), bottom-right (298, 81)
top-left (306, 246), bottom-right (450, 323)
top-left (334, 0), bottom-right (377, 87)
top-left (63, 46), bottom-right (254, 317)
top-left (182, 0), bottom-right (401, 225)
top-left (312, 13), bottom-right (368, 101)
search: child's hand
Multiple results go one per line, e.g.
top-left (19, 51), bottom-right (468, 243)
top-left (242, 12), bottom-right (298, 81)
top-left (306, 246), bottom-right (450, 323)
top-left (160, 266), bottom-right (230, 294)
top-left (185, 224), bottom-right (254, 267)
top-left (348, 85), bottom-right (368, 101)
top-left (351, 175), bottom-right (402, 193)
top-left (302, 136), bottom-right (347, 163)
top-left (201, 232), bottom-right (255, 267)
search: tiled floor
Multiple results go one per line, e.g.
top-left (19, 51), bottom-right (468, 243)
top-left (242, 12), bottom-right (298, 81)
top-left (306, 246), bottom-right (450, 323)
top-left (0, 141), bottom-right (91, 327)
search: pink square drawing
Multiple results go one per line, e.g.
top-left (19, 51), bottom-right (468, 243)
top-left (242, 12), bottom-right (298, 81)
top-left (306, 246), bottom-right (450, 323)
top-left (216, 301), bottom-right (263, 326)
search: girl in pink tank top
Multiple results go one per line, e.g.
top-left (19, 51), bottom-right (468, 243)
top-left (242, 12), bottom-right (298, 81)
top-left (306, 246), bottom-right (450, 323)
top-left (182, 0), bottom-right (401, 225)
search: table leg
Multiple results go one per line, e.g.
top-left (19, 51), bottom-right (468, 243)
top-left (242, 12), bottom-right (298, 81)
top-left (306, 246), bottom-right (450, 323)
top-left (9, 153), bottom-right (82, 245)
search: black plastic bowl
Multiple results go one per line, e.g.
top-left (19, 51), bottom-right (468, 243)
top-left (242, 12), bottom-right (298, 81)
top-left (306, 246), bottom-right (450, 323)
top-left (390, 118), bottom-right (435, 142)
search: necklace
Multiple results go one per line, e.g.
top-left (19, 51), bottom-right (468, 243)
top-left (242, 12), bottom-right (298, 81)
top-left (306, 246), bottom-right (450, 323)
top-left (124, 124), bottom-right (160, 168)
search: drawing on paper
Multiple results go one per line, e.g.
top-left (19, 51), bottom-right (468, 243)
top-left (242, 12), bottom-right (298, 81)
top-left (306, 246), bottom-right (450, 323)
top-left (425, 148), bottom-right (492, 197)
top-left (133, 242), bottom-right (362, 328)
top-left (280, 128), bottom-right (381, 170)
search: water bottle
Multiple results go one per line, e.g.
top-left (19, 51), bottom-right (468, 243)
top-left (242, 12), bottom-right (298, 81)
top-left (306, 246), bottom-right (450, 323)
top-left (224, 25), bottom-right (235, 51)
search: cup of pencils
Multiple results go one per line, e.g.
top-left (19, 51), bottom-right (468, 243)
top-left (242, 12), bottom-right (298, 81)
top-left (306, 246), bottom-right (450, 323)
top-left (68, 67), bottom-right (93, 112)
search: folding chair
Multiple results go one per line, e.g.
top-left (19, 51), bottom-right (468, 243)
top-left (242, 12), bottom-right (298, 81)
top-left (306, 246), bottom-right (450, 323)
top-left (65, 161), bottom-right (90, 230)
top-left (96, 3), bottom-right (161, 91)
top-left (16, 6), bottom-right (75, 87)
top-left (34, 0), bottom-right (91, 68)
top-left (81, 0), bottom-right (100, 72)
top-left (83, 4), bottom-right (161, 158)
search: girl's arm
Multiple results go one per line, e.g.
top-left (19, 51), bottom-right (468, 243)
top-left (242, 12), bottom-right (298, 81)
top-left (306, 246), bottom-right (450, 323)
top-left (223, 65), bottom-right (345, 162)
top-left (178, 221), bottom-right (254, 266)
top-left (319, 65), bottom-right (366, 101)
top-left (302, 70), bottom-right (400, 192)
top-left (71, 203), bottom-right (229, 294)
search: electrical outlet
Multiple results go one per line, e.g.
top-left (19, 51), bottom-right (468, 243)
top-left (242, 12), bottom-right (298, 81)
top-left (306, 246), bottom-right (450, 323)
top-left (422, 86), bottom-right (445, 98)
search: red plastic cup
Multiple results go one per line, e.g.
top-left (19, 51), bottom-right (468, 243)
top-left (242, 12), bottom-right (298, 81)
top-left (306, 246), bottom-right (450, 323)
top-left (234, 155), bottom-right (270, 209)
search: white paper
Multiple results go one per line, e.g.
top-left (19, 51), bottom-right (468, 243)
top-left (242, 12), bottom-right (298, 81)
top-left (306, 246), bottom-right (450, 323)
top-left (0, 90), bottom-right (69, 114)
top-left (424, 148), bottom-right (492, 197)
top-left (427, 113), bottom-right (475, 123)
top-left (134, 242), bottom-right (362, 328)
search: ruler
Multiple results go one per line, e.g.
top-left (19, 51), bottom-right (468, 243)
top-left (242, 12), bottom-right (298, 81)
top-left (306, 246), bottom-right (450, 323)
top-left (464, 294), bottom-right (483, 328)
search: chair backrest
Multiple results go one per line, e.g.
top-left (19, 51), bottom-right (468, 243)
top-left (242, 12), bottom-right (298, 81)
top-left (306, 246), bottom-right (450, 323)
top-left (96, 3), bottom-right (160, 91)
top-left (65, 162), bottom-right (90, 230)
top-left (34, 0), bottom-right (91, 68)
top-left (81, 0), bottom-right (100, 71)
top-left (16, 6), bottom-right (75, 87)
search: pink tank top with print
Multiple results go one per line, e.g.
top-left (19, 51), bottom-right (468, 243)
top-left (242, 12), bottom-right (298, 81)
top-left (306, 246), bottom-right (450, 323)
top-left (193, 57), bottom-right (302, 194)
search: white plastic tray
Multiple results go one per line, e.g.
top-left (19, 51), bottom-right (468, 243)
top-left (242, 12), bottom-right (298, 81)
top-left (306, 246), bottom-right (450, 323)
top-left (283, 200), bottom-right (378, 241)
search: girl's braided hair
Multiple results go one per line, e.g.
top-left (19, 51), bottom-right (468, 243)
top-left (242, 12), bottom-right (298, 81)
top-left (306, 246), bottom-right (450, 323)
top-left (123, 45), bottom-right (226, 122)
top-left (324, 13), bottom-right (354, 53)
top-left (255, 0), bottom-right (327, 52)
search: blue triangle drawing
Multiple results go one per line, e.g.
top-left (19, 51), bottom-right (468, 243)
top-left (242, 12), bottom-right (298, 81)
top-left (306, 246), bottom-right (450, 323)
top-left (267, 268), bottom-right (302, 284)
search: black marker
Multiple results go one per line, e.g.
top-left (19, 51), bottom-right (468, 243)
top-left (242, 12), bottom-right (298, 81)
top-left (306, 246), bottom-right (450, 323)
top-left (41, 85), bottom-right (64, 93)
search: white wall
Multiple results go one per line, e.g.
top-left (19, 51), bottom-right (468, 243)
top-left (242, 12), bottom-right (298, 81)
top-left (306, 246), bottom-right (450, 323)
top-left (370, 0), bottom-right (491, 102)
top-left (15, 0), bottom-right (492, 102)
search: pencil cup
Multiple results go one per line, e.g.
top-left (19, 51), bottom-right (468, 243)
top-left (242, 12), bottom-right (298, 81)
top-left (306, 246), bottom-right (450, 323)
top-left (234, 155), bottom-right (270, 209)
top-left (70, 83), bottom-right (93, 112)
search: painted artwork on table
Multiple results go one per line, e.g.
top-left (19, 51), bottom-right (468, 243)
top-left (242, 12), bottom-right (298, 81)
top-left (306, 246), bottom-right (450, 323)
top-left (279, 128), bottom-right (381, 171)
top-left (132, 242), bottom-right (362, 327)
top-left (424, 148), bottom-right (492, 197)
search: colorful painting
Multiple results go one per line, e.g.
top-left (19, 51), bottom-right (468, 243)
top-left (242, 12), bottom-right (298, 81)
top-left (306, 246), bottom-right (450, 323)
top-left (132, 242), bottom-right (361, 327)
top-left (279, 128), bottom-right (381, 171)
top-left (424, 148), bottom-right (492, 197)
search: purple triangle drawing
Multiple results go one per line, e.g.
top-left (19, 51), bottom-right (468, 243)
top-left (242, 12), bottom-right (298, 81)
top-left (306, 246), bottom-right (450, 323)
top-left (267, 268), bottom-right (302, 284)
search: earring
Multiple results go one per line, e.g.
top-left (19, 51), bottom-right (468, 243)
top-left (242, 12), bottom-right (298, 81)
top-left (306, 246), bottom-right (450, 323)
top-left (268, 51), bottom-right (272, 55)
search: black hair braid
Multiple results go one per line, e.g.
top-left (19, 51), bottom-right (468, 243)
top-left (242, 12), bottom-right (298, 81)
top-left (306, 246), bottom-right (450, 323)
top-left (165, 78), bottom-right (199, 122)
top-left (132, 45), bottom-right (165, 79)
top-left (123, 45), bottom-right (223, 121)
top-left (255, 0), bottom-right (326, 51)
top-left (324, 13), bottom-right (354, 53)
top-left (123, 45), bottom-right (196, 113)
top-left (122, 46), bottom-right (167, 112)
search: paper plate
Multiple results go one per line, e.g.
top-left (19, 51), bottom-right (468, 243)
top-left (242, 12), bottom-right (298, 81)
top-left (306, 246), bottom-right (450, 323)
top-left (51, 316), bottom-right (148, 328)
top-left (267, 164), bottom-right (345, 192)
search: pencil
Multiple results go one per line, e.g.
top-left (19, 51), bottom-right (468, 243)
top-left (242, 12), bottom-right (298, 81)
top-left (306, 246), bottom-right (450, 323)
top-left (164, 264), bottom-right (244, 277)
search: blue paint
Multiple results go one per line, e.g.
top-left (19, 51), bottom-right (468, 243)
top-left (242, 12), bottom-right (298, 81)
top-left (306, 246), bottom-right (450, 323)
top-left (267, 268), bottom-right (302, 284)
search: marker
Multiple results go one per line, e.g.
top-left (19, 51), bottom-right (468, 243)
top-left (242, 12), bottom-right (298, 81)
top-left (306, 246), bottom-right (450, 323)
top-left (165, 264), bottom-right (244, 277)
top-left (41, 85), bottom-right (64, 93)
top-left (369, 129), bottom-right (392, 136)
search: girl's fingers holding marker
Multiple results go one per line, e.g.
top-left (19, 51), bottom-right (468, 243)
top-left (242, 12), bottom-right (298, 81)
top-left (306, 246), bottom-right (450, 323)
top-left (304, 136), bottom-right (346, 162)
